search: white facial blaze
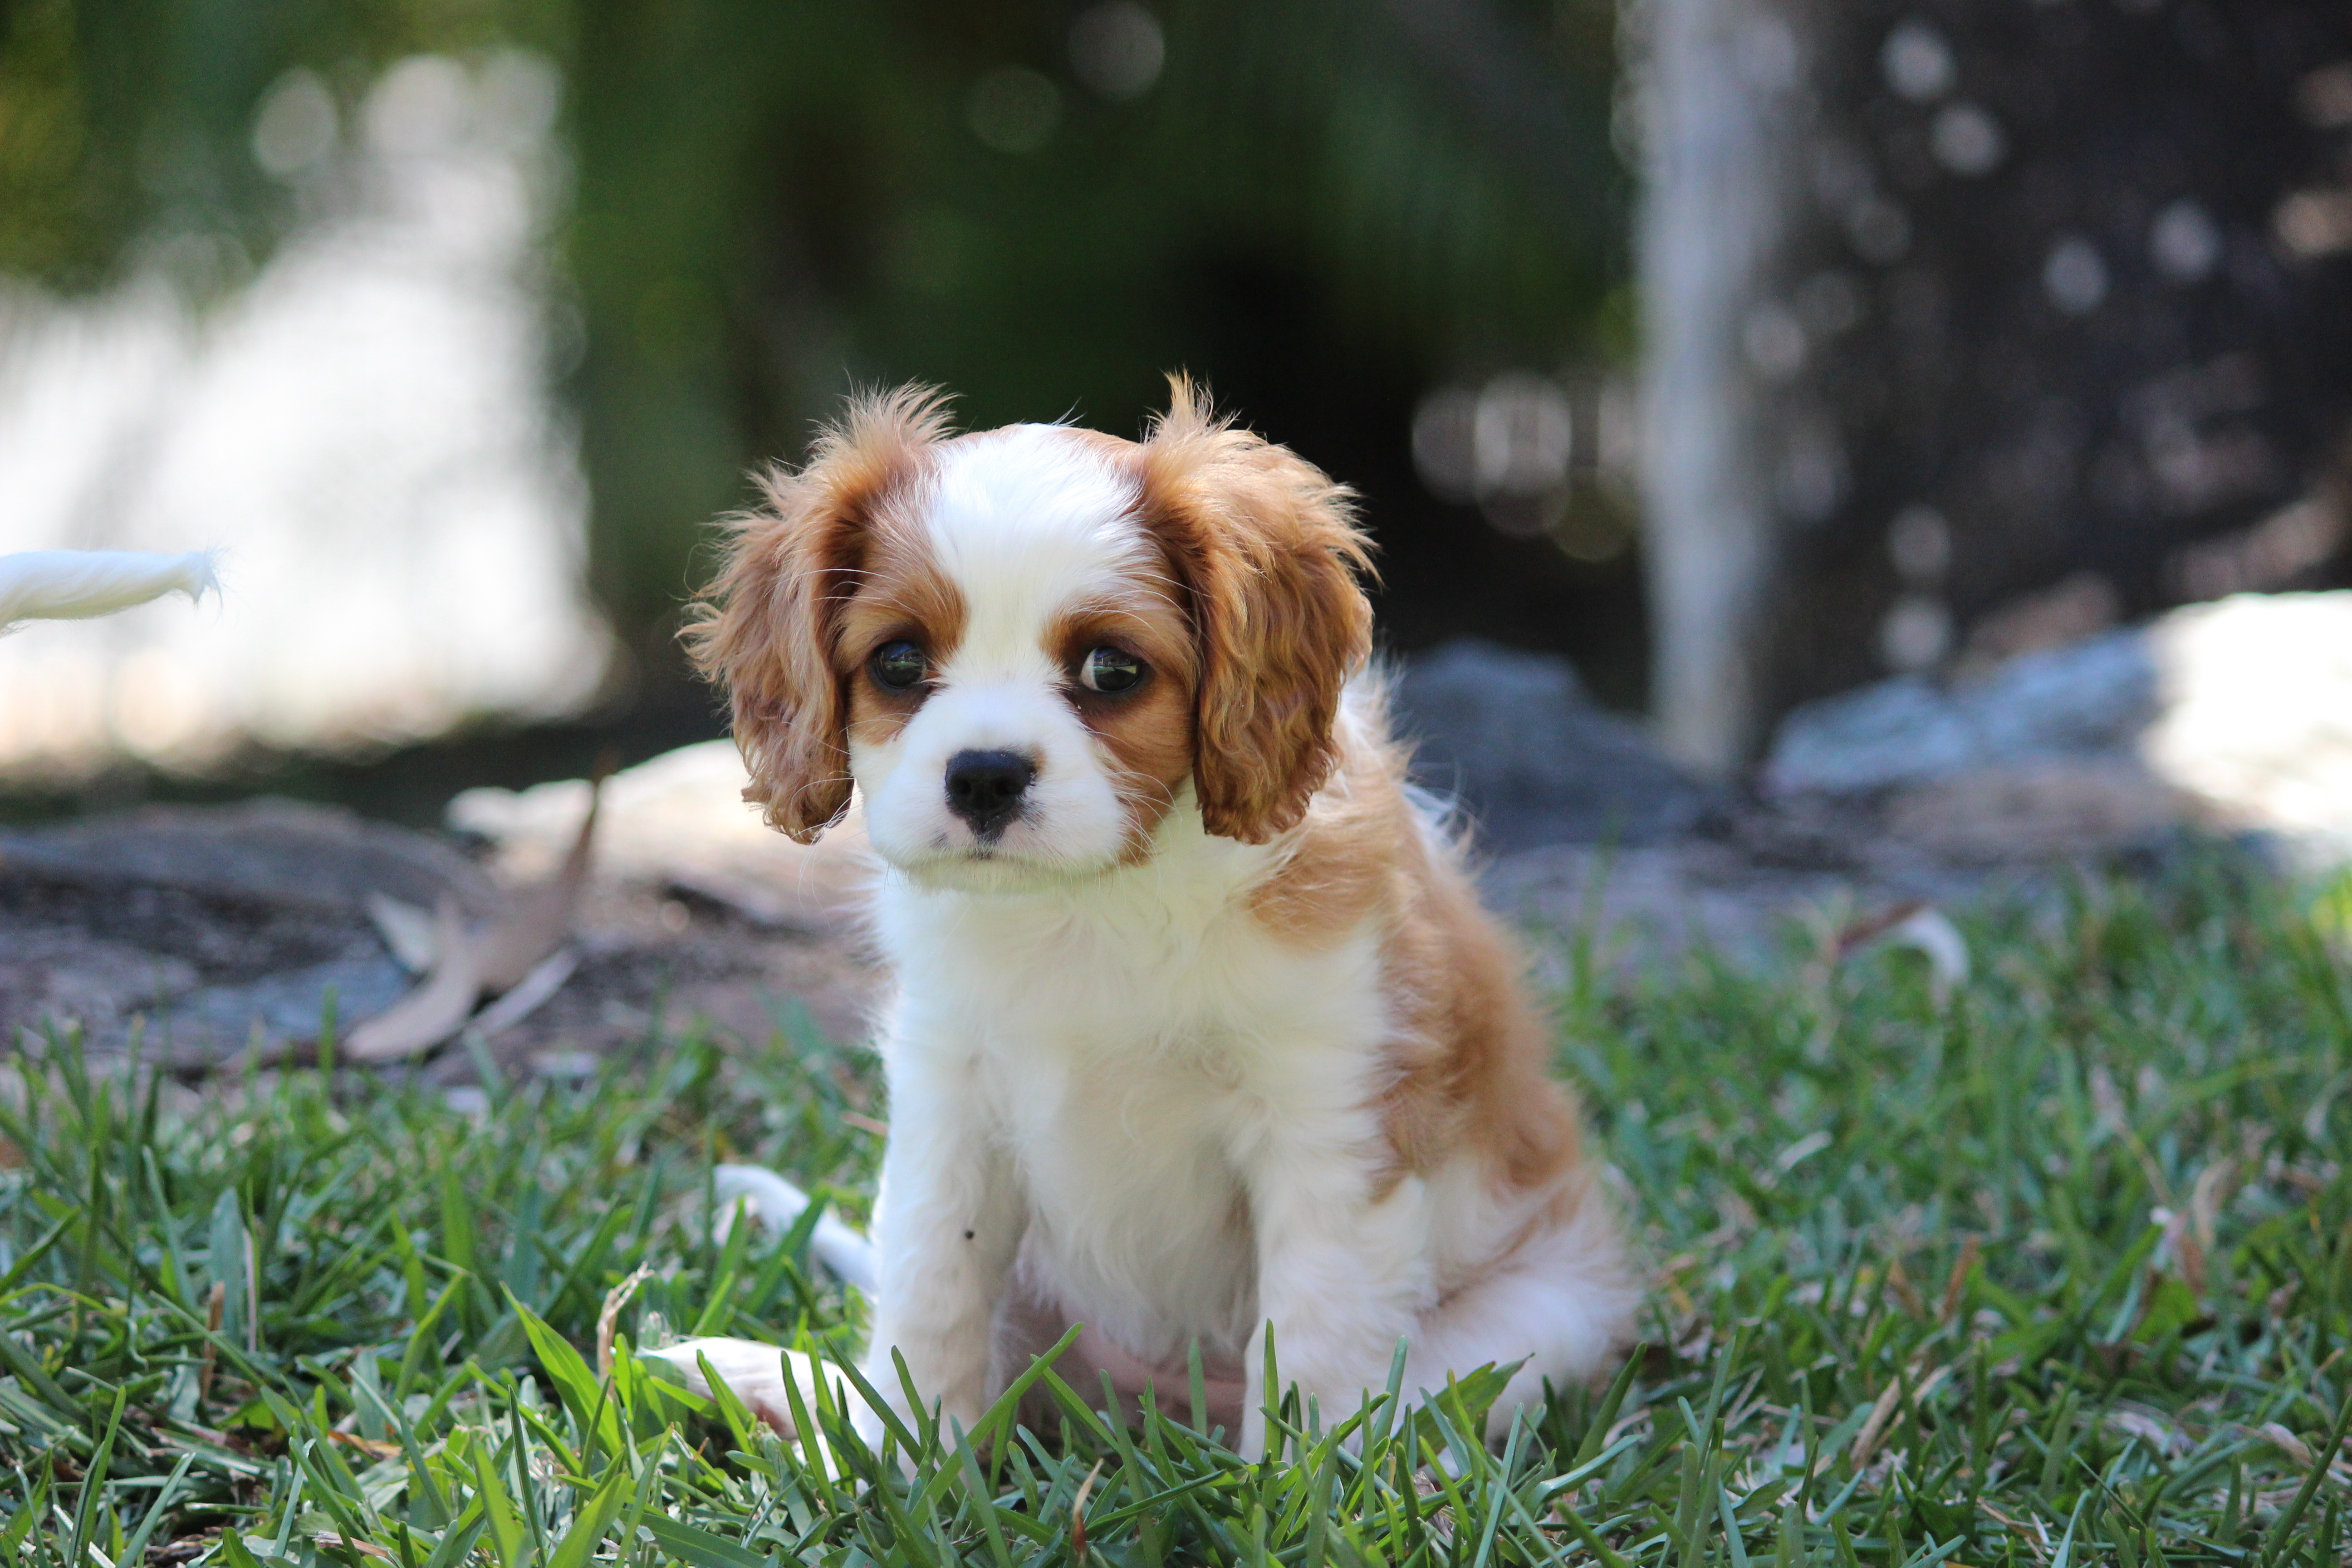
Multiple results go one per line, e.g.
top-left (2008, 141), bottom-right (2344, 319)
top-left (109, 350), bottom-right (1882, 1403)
top-left (852, 426), bottom-right (1154, 886)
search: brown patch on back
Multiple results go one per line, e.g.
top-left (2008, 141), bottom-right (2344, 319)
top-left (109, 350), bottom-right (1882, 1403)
top-left (1374, 838), bottom-right (1587, 1197)
top-left (685, 385), bottom-right (956, 842)
top-left (1132, 377), bottom-right (1376, 844)
top-left (1248, 685), bottom-right (1588, 1204)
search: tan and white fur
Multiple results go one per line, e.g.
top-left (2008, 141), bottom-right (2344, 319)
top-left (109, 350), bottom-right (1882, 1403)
top-left (683, 380), bottom-right (1633, 1453)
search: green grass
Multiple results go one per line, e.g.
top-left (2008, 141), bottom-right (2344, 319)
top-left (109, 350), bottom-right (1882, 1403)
top-left (4, 855), bottom-right (2350, 1564)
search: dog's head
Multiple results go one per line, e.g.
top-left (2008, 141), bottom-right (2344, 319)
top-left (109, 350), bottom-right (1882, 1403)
top-left (687, 379), bottom-right (1373, 889)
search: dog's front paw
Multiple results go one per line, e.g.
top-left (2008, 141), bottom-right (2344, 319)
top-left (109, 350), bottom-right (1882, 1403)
top-left (646, 1337), bottom-right (859, 1476)
top-left (646, 1337), bottom-right (827, 1433)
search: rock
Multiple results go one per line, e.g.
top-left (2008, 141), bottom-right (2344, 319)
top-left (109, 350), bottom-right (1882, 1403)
top-left (1392, 640), bottom-right (1720, 853)
top-left (1484, 842), bottom-right (1853, 970)
top-left (0, 857), bottom-right (400, 1056)
top-left (1877, 762), bottom-right (2185, 866)
top-left (0, 798), bottom-right (499, 916)
top-left (0, 800), bottom-right (495, 1056)
top-left (1479, 833), bottom-right (2026, 978)
top-left (1764, 629), bottom-right (2158, 796)
top-left (0, 787), bottom-right (880, 1068)
top-left (1760, 591), bottom-right (2352, 872)
top-left (0, 930), bottom-right (198, 1042)
top-left (170, 954), bottom-right (415, 1044)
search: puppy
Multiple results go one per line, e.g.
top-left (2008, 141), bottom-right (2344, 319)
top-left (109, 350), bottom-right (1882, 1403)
top-left (686, 380), bottom-right (1632, 1453)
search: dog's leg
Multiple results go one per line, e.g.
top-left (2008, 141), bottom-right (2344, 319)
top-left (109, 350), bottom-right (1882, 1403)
top-left (644, 1339), bottom-right (855, 1475)
top-left (1239, 1156), bottom-right (1436, 1459)
top-left (990, 1278), bottom-right (1252, 1436)
top-left (856, 1034), bottom-right (1024, 1448)
top-left (1242, 1156), bottom-right (1634, 1455)
top-left (1402, 1191), bottom-right (1637, 1442)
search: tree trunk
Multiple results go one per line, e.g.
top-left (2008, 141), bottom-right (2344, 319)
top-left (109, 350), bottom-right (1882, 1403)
top-left (1637, 0), bottom-right (2352, 773)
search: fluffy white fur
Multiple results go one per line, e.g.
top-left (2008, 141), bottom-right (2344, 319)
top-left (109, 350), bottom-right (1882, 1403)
top-left (679, 391), bottom-right (1634, 1457)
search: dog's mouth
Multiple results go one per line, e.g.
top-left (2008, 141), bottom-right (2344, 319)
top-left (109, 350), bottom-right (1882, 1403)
top-left (886, 834), bottom-right (1122, 892)
top-left (934, 832), bottom-right (1009, 861)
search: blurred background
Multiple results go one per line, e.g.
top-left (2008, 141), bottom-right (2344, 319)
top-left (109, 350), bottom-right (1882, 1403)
top-left (0, 0), bottom-right (1634, 820)
top-left (0, 0), bottom-right (2348, 818)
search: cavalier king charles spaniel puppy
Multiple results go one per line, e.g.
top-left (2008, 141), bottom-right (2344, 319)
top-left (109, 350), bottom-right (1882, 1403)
top-left (685, 379), bottom-right (1631, 1455)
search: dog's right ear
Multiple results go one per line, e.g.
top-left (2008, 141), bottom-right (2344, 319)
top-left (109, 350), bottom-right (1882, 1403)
top-left (686, 386), bottom-right (953, 842)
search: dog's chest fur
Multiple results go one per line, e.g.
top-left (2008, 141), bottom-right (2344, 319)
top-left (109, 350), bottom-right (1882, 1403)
top-left (874, 816), bottom-right (1394, 1361)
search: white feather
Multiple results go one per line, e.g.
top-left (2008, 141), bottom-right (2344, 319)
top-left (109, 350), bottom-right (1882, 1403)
top-left (0, 549), bottom-right (218, 632)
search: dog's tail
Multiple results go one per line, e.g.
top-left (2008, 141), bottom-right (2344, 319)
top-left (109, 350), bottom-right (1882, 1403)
top-left (714, 1163), bottom-right (878, 1293)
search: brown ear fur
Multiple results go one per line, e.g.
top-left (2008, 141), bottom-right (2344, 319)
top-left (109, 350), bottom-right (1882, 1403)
top-left (684, 385), bottom-right (954, 842)
top-left (1137, 377), bottom-right (1375, 843)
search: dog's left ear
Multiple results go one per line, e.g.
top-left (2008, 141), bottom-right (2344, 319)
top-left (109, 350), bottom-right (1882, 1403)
top-left (1138, 378), bottom-right (1375, 843)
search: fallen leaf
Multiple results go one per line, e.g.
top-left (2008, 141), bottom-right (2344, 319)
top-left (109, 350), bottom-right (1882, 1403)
top-left (363, 892), bottom-right (440, 973)
top-left (597, 1265), bottom-right (653, 1377)
top-left (475, 765), bottom-right (604, 992)
top-left (1845, 1361), bottom-right (1949, 1470)
top-left (1838, 902), bottom-right (1970, 1004)
top-left (469, 947), bottom-right (578, 1038)
top-left (1072, 1456), bottom-right (1107, 1563)
top-left (1939, 1235), bottom-right (1981, 1324)
top-left (341, 775), bottom-right (601, 1062)
top-left (343, 898), bottom-right (481, 1062)
top-left (325, 1431), bottom-right (401, 1460)
top-left (310, 1532), bottom-right (394, 1561)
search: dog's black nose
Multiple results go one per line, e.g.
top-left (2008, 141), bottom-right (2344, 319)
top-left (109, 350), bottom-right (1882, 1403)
top-left (944, 750), bottom-right (1035, 838)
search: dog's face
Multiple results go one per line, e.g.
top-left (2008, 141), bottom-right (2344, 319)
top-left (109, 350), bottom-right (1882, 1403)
top-left (838, 426), bottom-right (1202, 888)
top-left (689, 382), bottom-right (1374, 889)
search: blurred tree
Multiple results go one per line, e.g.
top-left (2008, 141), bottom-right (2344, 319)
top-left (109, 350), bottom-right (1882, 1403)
top-left (0, 0), bottom-right (549, 285)
top-left (1640, 0), bottom-right (2352, 769)
top-left (0, 0), bottom-right (1636, 701)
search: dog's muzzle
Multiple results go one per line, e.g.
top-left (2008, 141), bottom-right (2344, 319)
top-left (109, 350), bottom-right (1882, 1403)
top-left (943, 749), bottom-right (1035, 840)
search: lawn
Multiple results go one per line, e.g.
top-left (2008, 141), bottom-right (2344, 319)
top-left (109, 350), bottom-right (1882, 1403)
top-left (2, 853), bottom-right (2348, 1565)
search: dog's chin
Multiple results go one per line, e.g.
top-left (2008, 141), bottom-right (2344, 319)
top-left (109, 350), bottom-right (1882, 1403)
top-left (880, 839), bottom-right (1126, 896)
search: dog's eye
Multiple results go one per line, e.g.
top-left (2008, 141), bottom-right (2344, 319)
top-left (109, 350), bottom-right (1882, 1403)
top-left (871, 640), bottom-right (927, 690)
top-left (1078, 647), bottom-right (1145, 693)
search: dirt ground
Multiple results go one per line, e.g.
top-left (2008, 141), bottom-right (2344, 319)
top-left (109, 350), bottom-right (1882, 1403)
top-left (0, 742), bottom-right (2246, 1083)
top-left (0, 795), bottom-right (879, 1080)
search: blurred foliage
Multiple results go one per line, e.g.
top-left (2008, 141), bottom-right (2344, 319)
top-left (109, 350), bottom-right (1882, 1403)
top-left (0, 0), bottom-right (1627, 662)
top-left (0, 0), bottom-right (543, 285)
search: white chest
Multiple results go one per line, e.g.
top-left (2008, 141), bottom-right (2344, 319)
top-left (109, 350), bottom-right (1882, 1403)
top-left (876, 870), bottom-right (1392, 1357)
top-left (987, 1027), bottom-right (1257, 1354)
